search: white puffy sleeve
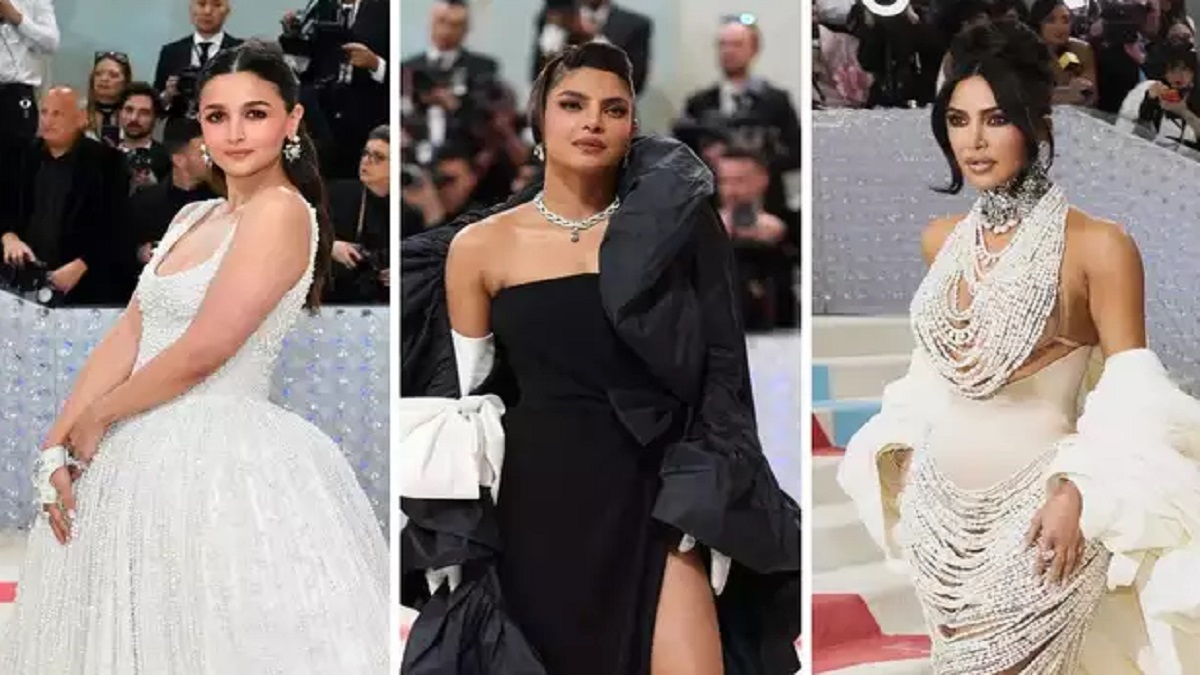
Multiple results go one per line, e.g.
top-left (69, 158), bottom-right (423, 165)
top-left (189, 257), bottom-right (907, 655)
top-left (1047, 348), bottom-right (1200, 673)
top-left (836, 348), bottom-right (949, 564)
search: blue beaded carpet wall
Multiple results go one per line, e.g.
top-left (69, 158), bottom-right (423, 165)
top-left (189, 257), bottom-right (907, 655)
top-left (0, 299), bottom-right (390, 531)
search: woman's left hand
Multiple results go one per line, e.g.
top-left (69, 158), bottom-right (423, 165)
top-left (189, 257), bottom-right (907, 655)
top-left (65, 406), bottom-right (109, 466)
top-left (1025, 479), bottom-right (1085, 585)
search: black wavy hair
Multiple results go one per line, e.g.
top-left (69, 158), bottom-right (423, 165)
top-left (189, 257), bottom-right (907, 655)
top-left (527, 41), bottom-right (635, 145)
top-left (932, 19), bottom-right (1056, 193)
top-left (1027, 0), bottom-right (1068, 34)
top-left (197, 39), bottom-right (333, 311)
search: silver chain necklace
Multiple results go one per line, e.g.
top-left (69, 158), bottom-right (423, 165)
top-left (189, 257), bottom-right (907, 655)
top-left (533, 191), bottom-right (620, 242)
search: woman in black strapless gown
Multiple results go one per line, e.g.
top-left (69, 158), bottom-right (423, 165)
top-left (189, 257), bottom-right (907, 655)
top-left (399, 43), bottom-right (800, 675)
top-left (492, 273), bottom-right (674, 672)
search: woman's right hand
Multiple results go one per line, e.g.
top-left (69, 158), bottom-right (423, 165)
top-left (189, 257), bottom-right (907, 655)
top-left (331, 241), bottom-right (363, 269)
top-left (1148, 81), bottom-right (1166, 99)
top-left (2, 234), bottom-right (35, 267)
top-left (45, 465), bottom-right (77, 545)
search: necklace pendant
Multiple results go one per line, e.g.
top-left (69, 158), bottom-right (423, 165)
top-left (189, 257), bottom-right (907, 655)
top-left (570, 228), bottom-right (580, 243)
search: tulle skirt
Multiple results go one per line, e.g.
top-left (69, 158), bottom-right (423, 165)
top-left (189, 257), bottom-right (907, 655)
top-left (0, 394), bottom-right (389, 674)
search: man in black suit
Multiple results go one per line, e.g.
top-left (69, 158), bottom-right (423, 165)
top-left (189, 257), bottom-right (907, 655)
top-left (154, 0), bottom-right (244, 120)
top-left (400, 0), bottom-right (499, 150)
top-left (122, 117), bottom-right (216, 298)
top-left (677, 16), bottom-right (800, 221)
top-left (0, 87), bottom-right (128, 306)
top-left (282, 0), bottom-right (390, 179)
top-left (531, 0), bottom-right (653, 94)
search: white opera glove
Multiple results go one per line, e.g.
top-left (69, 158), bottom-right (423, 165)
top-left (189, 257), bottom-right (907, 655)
top-left (417, 331), bottom-right (493, 596)
top-left (452, 330), bottom-right (495, 396)
top-left (679, 534), bottom-right (732, 596)
top-left (425, 565), bottom-right (462, 595)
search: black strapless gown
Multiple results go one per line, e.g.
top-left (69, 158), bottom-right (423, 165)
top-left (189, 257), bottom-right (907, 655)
top-left (491, 273), bottom-right (674, 675)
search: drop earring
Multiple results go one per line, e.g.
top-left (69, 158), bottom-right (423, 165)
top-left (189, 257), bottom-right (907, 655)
top-left (283, 135), bottom-right (302, 162)
top-left (200, 143), bottom-right (212, 167)
top-left (533, 143), bottom-right (545, 162)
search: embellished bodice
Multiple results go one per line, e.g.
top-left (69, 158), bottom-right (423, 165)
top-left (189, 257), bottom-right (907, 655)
top-left (132, 193), bottom-right (318, 401)
top-left (910, 185), bottom-right (1069, 399)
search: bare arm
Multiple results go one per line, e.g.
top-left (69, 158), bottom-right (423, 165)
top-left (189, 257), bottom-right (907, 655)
top-left (88, 190), bottom-right (312, 427)
top-left (1084, 220), bottom-right (1147, 357)
top-left (445, 222), bottom-right (493, 338)
top-left (42, 301), bottom-right (142, 449)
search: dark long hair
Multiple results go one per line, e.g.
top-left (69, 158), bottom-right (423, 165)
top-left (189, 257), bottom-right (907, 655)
top-left (931, 19), bottom-right (1056, 193)
top-left (197, 40), bottom-right (332, 311)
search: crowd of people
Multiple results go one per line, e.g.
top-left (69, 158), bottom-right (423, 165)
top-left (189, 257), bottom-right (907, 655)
top-left (399, 0), bottom-right (802, 331)
top-left (815, 0), bottom-right (1200, 149)
top-left (0, 0), bottom-right (392, 308)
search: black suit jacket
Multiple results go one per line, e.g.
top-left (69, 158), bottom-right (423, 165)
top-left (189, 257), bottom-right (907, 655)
top-left (529, 4), bottom-right (653, 94)
top-left (0, 138), bottom-right (130, 305)
top-left (400, 136), bottom-right (800, 675)
top-left (400, 48), bottom-right (500, 91)
top-left (681, 80), bottom-right (801, 224)
top-left (154, 33), bottom-right (245, 114)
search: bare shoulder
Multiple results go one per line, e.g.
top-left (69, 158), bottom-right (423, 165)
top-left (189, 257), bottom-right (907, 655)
top-left (921, 213), bottom-right (963, 264)
top-left (242, 188), bottom-right (311, 228)
top-left (1066, 207), bottom-right (1142, 278)
top-left (449, 204), bottom-right (525, 256)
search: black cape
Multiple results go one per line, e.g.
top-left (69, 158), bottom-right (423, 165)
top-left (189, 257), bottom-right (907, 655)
top-left (400, 135), bottom-right (801, 675)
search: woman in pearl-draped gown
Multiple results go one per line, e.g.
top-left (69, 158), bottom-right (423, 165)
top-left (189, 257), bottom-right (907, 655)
top-left (840, 20), bottom-right (1200, 674)
top-left (0, 42), bottom-right (388, 673)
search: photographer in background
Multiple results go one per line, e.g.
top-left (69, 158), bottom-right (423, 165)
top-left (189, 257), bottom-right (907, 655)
top-left (123, 117), bottom-right (214, 297)
top-left (154, 0), bottom-right (242, 120)
top-left (400, 0), bottom-right (499, 153)
top-left (1122, 47), bottom-right (1200, 147)
top-left (0, 87), bottom-right (127, 307)
top-left (0, 0), bottom-right (58, 155)
top-left (530, 0), bottom-right (653, 94)
top-left (281, 0), bottom-right (390, 179)
top-left (326, 125), bottom-right (389, 304)
top-left (677, 14), bottom-right (800, 223)
top-left (1094, 0), bottom-right (1155, 113)
top-left (716, 147), bottom-right (789, 332)
top-left (849, 0), bottom-right (942, 107)
top-left (117, 81), bottom-right (172, 191)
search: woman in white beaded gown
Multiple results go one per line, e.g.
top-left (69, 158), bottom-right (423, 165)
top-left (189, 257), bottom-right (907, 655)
top-left (0, 41), bottom-right (388, 673)
top-left (840, 20), bottom-right (1200, 674)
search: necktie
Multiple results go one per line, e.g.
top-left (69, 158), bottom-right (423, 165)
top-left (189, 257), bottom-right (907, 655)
top-left (198, 42), bottom-right (212, 67)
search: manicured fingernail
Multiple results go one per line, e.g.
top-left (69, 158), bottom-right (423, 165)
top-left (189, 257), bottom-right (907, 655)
top-left (67, 510), bottom-right (76, 520)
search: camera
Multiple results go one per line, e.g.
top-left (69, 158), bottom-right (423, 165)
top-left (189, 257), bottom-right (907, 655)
top-left (1101, 1), bottom-right (1148, 45)
top-left (0, 261), bottom-right (65, 307)
top-left (281, 0), bottom-right (356, 88)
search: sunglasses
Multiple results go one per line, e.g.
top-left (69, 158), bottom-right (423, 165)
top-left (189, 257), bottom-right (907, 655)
top-left (361, 149), bottom-right (388, 164)
top-left (721, 13), bottom-right (758, 27)
top-left (94, 50), bottom-right (130, 66)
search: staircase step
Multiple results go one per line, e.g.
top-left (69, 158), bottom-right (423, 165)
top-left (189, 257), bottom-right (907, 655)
top-left (813, 354), bottom-right (910, 401)
top-left (814, 316), bottom-right (912, 359)
top-left (813, 502), bottom-right (884, 573)
top-left (813, 454), bottom-right (846, 506)
top-left (813, 399), bottom-right (880, 448)
top-left (813, 562), bottom-right (926, 638)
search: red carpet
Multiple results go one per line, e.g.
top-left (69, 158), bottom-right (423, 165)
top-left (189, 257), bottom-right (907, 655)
top-left (812, 593), bottom-right (929, 673)
top-left (812, 413), bottom-right (832, 449)
top-left (0, 582), bottom-right (16, 603)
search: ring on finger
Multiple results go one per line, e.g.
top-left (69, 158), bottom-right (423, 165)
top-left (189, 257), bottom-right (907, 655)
top-left (1040, 547), bottom-right (1056, 561)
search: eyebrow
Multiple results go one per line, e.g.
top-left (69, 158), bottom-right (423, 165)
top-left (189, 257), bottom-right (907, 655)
top-left (201, 100), bottom-right (275, 112)
top-left (556, 89), bottom-right (630, 106)
top-left (946, 105), bottom-right (1002, 114)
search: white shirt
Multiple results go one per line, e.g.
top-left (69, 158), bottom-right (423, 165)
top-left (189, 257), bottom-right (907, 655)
top-left (190, 30), bottom-right (227, 67)
top-left (0, 0), bottom-right (59, 86)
